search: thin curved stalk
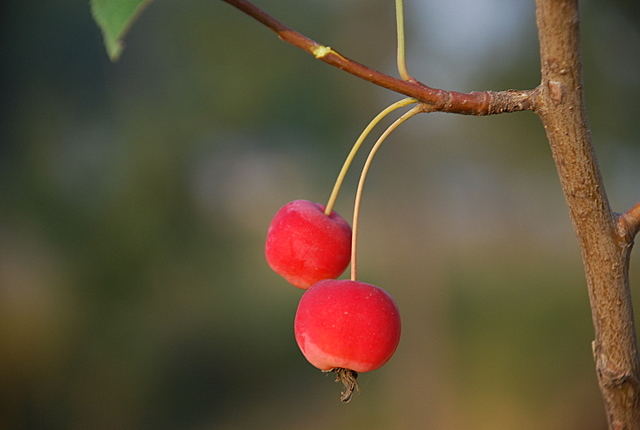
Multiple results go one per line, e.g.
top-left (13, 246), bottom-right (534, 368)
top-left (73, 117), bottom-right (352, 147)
top-left (350, 104), bottom-right (427, 280)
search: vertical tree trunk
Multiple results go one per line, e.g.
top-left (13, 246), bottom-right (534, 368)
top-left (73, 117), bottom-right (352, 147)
top-left (534, 0), bottom-right (640, 427)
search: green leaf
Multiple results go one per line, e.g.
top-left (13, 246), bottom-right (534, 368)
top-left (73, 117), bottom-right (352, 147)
top-left (91, 0), bottom-right (153, 62)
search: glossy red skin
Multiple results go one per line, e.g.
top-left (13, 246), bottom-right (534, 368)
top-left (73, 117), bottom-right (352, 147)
top-left (265, 200), bottom-right (351, 289)
top-left (294, 279), bottom-right (401, 373)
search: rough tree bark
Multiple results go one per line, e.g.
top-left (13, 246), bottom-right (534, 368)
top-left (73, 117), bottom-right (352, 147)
top-left (534, 1), bottom-right (640, 428)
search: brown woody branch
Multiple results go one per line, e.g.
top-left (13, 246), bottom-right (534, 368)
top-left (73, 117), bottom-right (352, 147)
top-left (620, 202), bottom-right (640, 241)
top-left (534, 1), bottom-right (640, 428)
top-left (221, 0), bottom-right (535, 116)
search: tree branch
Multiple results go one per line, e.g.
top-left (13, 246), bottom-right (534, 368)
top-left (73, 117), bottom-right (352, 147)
top-left (220, 0), bottom-right (536, 116)
top-left (534, 0), bottom-right (640, 427)
top-left (620, 202), bottom-right (640, 241)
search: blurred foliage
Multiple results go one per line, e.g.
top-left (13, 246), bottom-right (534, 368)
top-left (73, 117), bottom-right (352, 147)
top-left (91, 0), bottom-right (152, 61)
top-left (1, 0), bottom-right (639, 429)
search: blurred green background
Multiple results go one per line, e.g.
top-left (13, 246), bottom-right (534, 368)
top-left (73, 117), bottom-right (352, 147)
top-left (1, 0), bottom-right (640, 429)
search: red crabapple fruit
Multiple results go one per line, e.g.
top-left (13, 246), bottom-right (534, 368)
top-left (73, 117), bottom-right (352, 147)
top-left (265, 200), bottom-right (352, 289)
top-left (294, 279), bottom-right (401, 401)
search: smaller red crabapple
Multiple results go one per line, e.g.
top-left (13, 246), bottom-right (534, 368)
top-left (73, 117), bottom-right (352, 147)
top-left (265, 200), bottom-right (352, 289)
top-left (294, 279), bottom-right (401, 401)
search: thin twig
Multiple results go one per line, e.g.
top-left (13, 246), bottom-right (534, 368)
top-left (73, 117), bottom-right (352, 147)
top-left (220, 0), bottom-right (535, 115)
top-left (619, 202), bottom-right (640, 240)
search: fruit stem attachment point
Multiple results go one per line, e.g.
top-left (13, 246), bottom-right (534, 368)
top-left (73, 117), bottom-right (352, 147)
top-left (324, 98), bottom-right (417, 216)
top-left (350, 104), bottom-right (429, 280)
top-left (327, 368), bottom-right (360, 403)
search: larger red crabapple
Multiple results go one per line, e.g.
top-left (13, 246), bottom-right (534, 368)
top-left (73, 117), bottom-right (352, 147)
top-left (294, 279), bottom-right (401, 401)
top-left (265, 200), bottom-right (352, 289)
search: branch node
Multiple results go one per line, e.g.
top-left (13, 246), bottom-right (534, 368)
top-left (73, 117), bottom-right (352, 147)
top-left (599, 367), bottom-right (635, 389)
top-left (547, 80), bottom-right (565, 105)
top-left (312, 45), bottom-right (333, 59)
top-left (618, 203), bottom-right (640, 242)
